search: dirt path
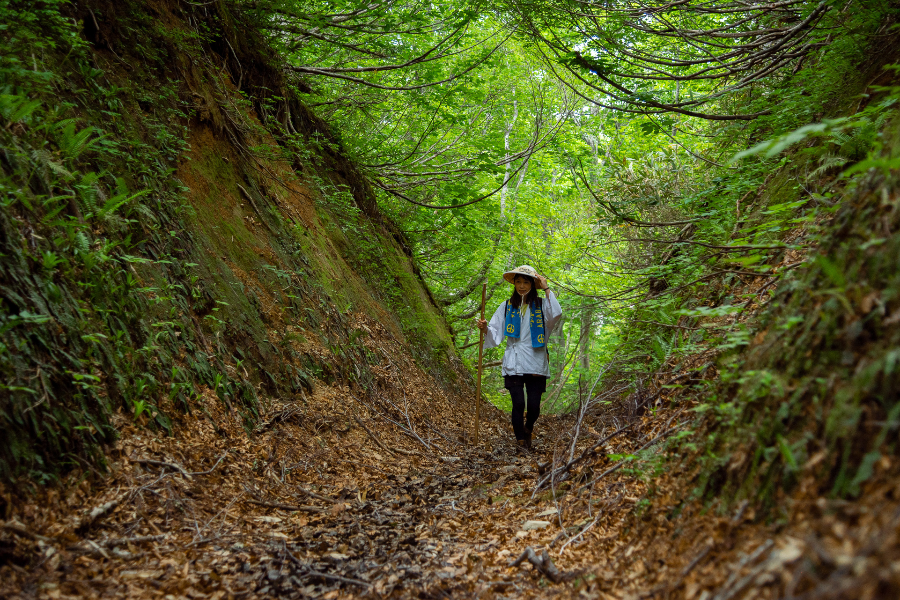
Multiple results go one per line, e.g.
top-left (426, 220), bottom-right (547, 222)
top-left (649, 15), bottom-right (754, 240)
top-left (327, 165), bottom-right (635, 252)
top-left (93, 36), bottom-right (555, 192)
top-left (5, 373), bottom-right (899, 600)
top-left (0, 398), bottom-right (614, 599)
top-left (2, 303), bottom-right (645, 599)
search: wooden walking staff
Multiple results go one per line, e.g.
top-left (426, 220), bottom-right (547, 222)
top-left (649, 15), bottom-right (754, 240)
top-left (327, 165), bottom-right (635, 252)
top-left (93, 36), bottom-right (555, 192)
top-left (475, 283), bottom-right (487, 444)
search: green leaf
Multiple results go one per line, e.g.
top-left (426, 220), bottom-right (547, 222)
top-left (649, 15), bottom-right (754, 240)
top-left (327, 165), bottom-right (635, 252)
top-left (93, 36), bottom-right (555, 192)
top-left (777, 435), bottom-right (798, 472)
top-left (815, 256), bottom-right (846, 289)
top-left (730, 119), bottom-right (849, 163)
top-left (848, 451), bottom-right (881, 496)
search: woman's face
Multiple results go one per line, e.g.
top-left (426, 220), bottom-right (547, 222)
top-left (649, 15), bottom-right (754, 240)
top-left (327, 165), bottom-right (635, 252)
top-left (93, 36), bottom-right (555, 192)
top-left (514, 275), bottom-right (533, 296)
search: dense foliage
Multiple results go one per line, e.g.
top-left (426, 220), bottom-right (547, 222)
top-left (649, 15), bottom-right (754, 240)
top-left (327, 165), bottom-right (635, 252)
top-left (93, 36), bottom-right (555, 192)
top-left (0, 0), bottom-right (462, 481)
top-left (254, 0), bottom-right (900, 506)
top-left (256, 0), bottom-right (897, 410)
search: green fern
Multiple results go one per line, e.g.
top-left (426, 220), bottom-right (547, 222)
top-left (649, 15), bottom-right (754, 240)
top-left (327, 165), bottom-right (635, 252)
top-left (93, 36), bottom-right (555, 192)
top-left (31, 148), bottom-right (73, 181)
top-left (74, 231), bottom-right (90, 254)
top-left (99, 189), bottom-right (151, 220)
top-left (809, 154), bottom-right (849, 178)
top-left (0, 94), bottom-right (41, 124)
top-left (75, 172), bottom-right (101, 215)
top-left (54, 119), bottom-right (101, 160)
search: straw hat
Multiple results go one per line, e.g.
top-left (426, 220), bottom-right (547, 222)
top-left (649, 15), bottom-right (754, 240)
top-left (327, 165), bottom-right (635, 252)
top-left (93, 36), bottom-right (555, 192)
top-left (503, 265), bottom-right (548, 289)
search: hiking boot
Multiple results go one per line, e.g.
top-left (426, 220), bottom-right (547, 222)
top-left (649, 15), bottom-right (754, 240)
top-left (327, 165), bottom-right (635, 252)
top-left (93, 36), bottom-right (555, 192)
top-left (516, 439), bottom-right (528, 454)
top-left (524, 426), bottom-right (533, 450)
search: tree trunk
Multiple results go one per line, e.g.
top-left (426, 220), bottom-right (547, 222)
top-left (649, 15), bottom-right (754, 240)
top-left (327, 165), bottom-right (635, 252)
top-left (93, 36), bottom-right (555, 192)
top-left (577, 303), bottom-right (593, 397)
top-left (500, 97), bottom-right (518, 218)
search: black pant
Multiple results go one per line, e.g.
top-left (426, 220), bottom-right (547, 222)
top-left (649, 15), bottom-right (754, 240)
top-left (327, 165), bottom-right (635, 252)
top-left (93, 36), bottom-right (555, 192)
top-left (504, 375), bottom-right (547, 441)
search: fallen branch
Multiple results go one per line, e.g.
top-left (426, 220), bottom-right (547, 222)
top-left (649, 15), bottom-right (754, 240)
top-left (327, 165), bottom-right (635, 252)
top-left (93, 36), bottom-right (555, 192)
top-left (352, 415), bottom-right (416, 456)
top-left (532, 422), bottom-right (635, 496)
top-left (682, 544), bottom-right (715, 578)
top-left (540, 371), bottom-right (698, 493)
top-left (187, 452), bottom-right (228, 476)
top-left (2, 520), bottom-right (51, 543)
top-left (509, 546), bottom-right (574, 583)
top-left (285, 548), bottom-right (371, 588)
top-left (642, 543), bottom-right (715, 598)
top-left (711, 539), bottom-right (775, 600)
top-left (573, 421), bottom-right (688, 496)
top-left (69, 534), bottom-right (167, 554)
top-left (75, 496), bottom-right (122, 532)
top-left (383, 417), bottom-right (432, 450)
top-left (255, 407), bottom-right (304, 433)
top-left (296, 486), bottom-right (337, 504)
top-left (132, 458), bottom-right (192, 480)
top-left (72, 538), bottom-right (144, 560)
top-left (559, 511), bottom-right (601, 557)
top-left (247, 500), bottom-right (325, 513)
top-left (236, 183), bottom-right (276, 233)
top-left (99, 534), bottom-right (166, 548)
top-left (379, 388), bottom-right (436, 451)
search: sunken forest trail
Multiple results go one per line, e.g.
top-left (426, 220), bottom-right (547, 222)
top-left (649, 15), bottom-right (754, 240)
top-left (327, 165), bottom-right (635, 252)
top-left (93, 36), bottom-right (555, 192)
top-left (0, 354), bottom-right (799, 600)
top-left (6, 321), bottom-right (900, 600)
top-left (5, 2), bottom-right (900, 599)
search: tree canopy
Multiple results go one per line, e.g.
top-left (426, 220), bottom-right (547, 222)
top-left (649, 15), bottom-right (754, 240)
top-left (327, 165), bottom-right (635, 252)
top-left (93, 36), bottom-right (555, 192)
top-left (248, 0), bottom-right (892, 409)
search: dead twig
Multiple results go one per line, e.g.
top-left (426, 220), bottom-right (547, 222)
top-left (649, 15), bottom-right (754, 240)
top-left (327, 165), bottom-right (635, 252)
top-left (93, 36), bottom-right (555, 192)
top-left (247, 500), bottom-right (325, 513)
top-left (509, 546), bottom-right (575, 583)
top-left (643, 543), bottom-right (715, 598)
top-left (69, 534), bottom-right (167, 553)
top-left (285, 547), bottom-right (371, 588)
top-left (132, 458), bottom-right (192, 480)
top-left (79, 539), bottom-right (140, 560)
top-left (75, 496), bottom-right (123, 532)
top-left (352, 415), bottom-right (416, 456)
top-left (2, 520), bottom-right (51, 543)
top-left (711, 539), bottom-right (775, 600)
top-left (296, 486), bottom-right (337, 504)
top-left (236, 183), bottom-right (276, 233)
top-left (682, 544), bottom-right (715, 578)
top-left (532, 422), bottom-right (634, 497)
top-left (99, 534), bottom-right (166, 547)
top-left (187, 452), bottom-right (228, 476)
top-left (570, 420), bottom-right (688, 498)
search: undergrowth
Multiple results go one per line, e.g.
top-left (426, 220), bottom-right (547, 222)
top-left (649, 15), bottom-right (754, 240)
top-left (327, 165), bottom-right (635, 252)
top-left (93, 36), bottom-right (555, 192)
top-left (587, 3), bottom-right (900, 511)
top-left (0, 0), bottom-right (463, 484)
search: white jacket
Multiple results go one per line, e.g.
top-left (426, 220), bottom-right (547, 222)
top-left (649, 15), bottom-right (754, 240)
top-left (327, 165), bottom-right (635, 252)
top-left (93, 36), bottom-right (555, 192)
top-left (482, 290), bottom-right (562, 377)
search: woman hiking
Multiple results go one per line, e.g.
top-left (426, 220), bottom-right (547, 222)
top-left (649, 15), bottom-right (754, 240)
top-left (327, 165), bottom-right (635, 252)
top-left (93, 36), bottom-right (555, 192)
top-left (477, 265), bottom-right (562, 452)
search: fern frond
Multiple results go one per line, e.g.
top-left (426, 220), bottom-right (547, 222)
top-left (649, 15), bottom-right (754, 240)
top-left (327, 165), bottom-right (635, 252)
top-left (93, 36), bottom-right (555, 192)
top-left (99, 189), bottom-right (151, 220)
top-left (810, 154), bottom-right (848, 178)
top-left (830, 131), bottom-right (851, 145)
top-left (0, 94), bottom-right (41, 124)
top-left (75, 172), bottom-right (100, 215)
top-left (74, 231), bottom-right (90, 254)
top-left (134, 203), bottom-right (158, 224)
top-left (55, 120), bottom-right (100, 159)
top-left (31, 149), bottom-right (73, 181)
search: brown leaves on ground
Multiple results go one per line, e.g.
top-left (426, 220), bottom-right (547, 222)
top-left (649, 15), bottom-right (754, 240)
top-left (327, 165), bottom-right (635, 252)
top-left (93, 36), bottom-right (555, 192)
top-left (3, 325), bottom-right (900, 599)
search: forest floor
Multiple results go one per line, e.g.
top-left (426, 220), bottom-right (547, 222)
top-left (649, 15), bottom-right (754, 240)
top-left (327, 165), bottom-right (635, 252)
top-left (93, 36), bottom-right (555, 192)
top-left (3, 336), bottom-right (900, 599)
top-left (0, 385), bottom-right (668, 600)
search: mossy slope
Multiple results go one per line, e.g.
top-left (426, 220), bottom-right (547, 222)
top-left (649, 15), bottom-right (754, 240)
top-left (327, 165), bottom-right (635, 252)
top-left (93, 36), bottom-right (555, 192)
top-left (0, 0), bottom-right (469, 481)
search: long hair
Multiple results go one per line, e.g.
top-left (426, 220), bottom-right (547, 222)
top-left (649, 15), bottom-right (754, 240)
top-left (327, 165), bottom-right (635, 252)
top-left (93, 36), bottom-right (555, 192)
top-left (509, 275), bottom-right (539, 309)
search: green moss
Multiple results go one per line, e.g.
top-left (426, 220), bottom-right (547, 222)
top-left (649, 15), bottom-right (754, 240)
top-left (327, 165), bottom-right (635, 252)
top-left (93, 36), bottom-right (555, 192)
top-left (0, 0), bottom-right (466, 482)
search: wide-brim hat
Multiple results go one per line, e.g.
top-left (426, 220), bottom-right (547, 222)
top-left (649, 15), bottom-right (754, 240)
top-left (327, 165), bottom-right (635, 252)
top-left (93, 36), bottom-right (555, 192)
top-left (503, 265), bottom-right (547, 289)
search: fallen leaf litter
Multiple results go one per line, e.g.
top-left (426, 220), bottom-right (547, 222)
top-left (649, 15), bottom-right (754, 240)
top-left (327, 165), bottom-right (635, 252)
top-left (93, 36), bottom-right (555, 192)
top-left (3, 314), bottom-right (900, 599)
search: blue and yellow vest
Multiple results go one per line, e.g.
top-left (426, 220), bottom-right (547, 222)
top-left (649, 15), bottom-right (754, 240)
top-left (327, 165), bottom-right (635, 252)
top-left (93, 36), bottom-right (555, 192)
top-left (504, 298), bottom-right (546, 348)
